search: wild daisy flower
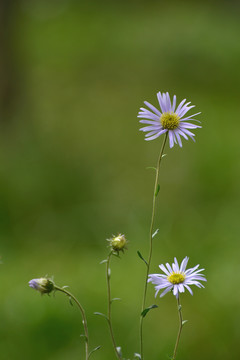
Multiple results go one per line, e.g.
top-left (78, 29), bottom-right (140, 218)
top-left (148, 257), bottom-right (206, 298)
top-left (138, 92), bottom-right (201, 148)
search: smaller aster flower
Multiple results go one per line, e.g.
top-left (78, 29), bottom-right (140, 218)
top-left (108, 233), bottom-right (127, 253)
top-left (148, 257), bottom-right (206, 298)
top-left (29, 277), bottom-right (55, 295)
top-left (138, 92), bottom-right (201, 148)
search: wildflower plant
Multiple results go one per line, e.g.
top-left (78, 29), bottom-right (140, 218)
top-left (149, 257), bottom-right (206, 359)
top-left (29, 91), bottom-right (206, 360)
top-left (94, 234), bottom-right (128, 359)
top-left (137, 91), bottom-right (203, 359)
top-left (29, 277), bottom-right (97, 360)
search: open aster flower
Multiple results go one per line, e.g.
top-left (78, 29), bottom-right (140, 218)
top-left (148, 257), bottom-right (206, 298)
top-left (138, 92), bottom-right (201, 148)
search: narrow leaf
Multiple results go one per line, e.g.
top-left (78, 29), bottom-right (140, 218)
top-left (116, 346), bottom-right (122, 357)
top-left (152, 229), bottom-right (159, 238)
top-left (155, 184), bottom-right (160, 197)
top-left (161, 153), bottom-right (167, 158)
top-left (111, 298), bottom-right (121, 303)
top-left (146, 166), bottom-right (156, 171)
top-left (137, 251), bottom-right (148, 266)
top-left (178, 305), bottom-right (182, 311)
top-left (69, 296), bottom-right (73, 306)
top-left (141, 304), bottom-right (158, 318)
top-left (134, 353), bottom-right (142, 359)
top-left (100, 259), bottom-right (108, 264)
top-left (94, 312), bottom-right (109, 321)
top-left (89, 346), bottom-right (101, 358)
top-left (182, 320), bottom-right (188, 326)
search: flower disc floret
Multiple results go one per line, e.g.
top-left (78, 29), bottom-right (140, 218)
top-left (161, 112), bottom-right (180, 130)
top-left (167, 273), bottom-right (185, 284)
top-left (148, 256), bottom-right (206, 298)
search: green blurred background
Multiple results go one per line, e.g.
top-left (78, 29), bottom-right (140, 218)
top-left (0, 0), bottom-right (240, 359)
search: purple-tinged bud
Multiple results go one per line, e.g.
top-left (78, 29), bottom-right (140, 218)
top-left (29, 278), bottom-right (55, 294)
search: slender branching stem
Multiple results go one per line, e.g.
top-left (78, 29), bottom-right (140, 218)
top-left (106, 252), bottom-right (122, 360)
top-left (140, 132), bottom-right (168, 359)
top-left (172, 296), bottom-right (183, 360)
top-left (54, 286), bottom-right (89, 360)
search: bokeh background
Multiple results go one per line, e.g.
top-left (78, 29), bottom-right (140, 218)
top-left (0, 0), bottom-right (240, 359)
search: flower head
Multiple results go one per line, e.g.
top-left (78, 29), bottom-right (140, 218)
top-left (108, 234), bottom-right (127, 253)
top-left (29, 277), bottom-right (55, 295)
top-left (148, 257), bottom-right (206, 298)
top-left (138, 92), bottom-right (201, 148)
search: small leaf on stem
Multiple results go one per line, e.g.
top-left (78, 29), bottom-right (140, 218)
top-left (100, 259), bottom-right (108, 264)
top-left (94, 312), bottom-right (109, 321)
top-left (137, 251), bottom-right (148, 266)
top-left (146, 166), bottom-right (156, 171)
top-left (134, 353), bottom-right (142, 359)
top-left (116, 346), bottom-right (122, 357)
top-left (182, 320), bottom-right (188, 326)
top-left (155, 184), bottom-right (160, 197)
top-left (88, 346), bottom-right (101, 358)
top-left (141, 304), bottom-right (158, 318)
top-left (111, 298), bottom-right (121, 303)
top-left (152, 229), bottom-right (159, 238)
top-left (69, 296), bottom-right (73, 306)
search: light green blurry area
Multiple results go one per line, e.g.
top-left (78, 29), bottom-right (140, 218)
top-left (0, 1), bottom-right (240, 359)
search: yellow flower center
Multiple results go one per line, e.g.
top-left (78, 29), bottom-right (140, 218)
top-left (167, 273), bottom-right (185, 284)
top-left (160, 112), bottom-right (180, 130)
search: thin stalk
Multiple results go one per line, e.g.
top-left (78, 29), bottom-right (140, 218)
top-left (140, 132), bottom-right (168, 359)
top-left (106, 252), bottom-right (122, 360)
top-left (55, 286), bottom-right (89, 360)
top-left (172, 296), bottom-right (183, 360)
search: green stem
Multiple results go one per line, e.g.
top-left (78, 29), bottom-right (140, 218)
top-left (54, 286), bottom-right (89, 360)
top-left (106, 252), bottom-right (122, 360)
top-left (139, 132), bottom-right (168, 359)
top-left (172, 296), bottom-right (183, 360)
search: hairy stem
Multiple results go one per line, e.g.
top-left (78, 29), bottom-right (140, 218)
top-left (55, 286), bottom-right (89, 360)
top-left (140, 132), bottom-right (168, 359)
top-left (172, 296), bottom-right (183, 360)
top-left (106, 252), bottom-right (122, 360)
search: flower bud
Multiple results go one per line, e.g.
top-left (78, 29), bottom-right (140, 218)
top-left (108, 234), bottom-right (127, 253)
top-left (29, 277), bottom-right (55, 295)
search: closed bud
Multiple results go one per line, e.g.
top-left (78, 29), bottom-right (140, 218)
top-left (108, 234), bottom-right (127, 253)
top-left (29, 277), bottom-right (55, 295)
